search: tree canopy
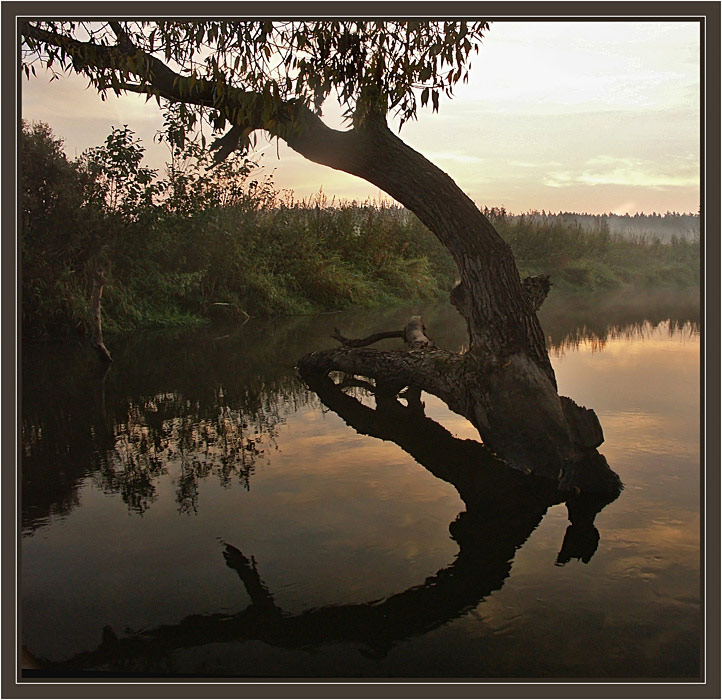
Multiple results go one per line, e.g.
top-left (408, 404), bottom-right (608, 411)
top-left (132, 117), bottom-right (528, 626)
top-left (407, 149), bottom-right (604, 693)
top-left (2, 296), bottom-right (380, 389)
top-left (22, 20), bottom-right (488, 153)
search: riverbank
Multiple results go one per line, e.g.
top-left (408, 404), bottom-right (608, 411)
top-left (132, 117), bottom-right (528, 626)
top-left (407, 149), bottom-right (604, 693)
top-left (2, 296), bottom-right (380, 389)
top-left (21, 122), bottom-right (699, 339)
top-left (22, 201), bottom-right (700, 338)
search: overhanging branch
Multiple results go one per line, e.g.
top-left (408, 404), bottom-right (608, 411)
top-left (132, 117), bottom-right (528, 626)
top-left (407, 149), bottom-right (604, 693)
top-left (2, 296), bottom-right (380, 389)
top-left (20, 21), bottom-right (358, 166)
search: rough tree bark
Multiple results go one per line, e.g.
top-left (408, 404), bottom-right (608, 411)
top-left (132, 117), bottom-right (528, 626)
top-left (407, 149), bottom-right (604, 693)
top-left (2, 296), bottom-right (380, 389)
top-left (299, 314), bottom-right (621, 493)
top-left (286, 114), bottom-right (620, 492)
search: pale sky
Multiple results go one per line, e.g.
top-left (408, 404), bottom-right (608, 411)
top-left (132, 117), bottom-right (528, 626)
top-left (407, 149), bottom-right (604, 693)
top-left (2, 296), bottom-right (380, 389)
top-left (21, 21), bottom-right (701, 214)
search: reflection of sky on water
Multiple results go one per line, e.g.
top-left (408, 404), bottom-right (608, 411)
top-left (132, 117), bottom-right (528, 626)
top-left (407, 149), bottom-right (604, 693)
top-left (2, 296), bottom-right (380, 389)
top-left (21, 304), bottom-right (701, 677)
top-left (347, 319), bottom-right (700, 677)
top-left (554, 321), bottom-right (699, 498)
top-left (507, 321), bottom-right (700, 677)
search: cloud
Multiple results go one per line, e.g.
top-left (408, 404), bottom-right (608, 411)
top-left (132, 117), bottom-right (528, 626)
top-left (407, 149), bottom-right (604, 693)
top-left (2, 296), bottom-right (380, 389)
top-left (423, 152), bottom-right (484, 164)
top-left (544, 156), bottom-right (699, 190)
top-left (20, 21), bottom-right (701, 214)
top-left (455, 21), bottom-right (701, 116)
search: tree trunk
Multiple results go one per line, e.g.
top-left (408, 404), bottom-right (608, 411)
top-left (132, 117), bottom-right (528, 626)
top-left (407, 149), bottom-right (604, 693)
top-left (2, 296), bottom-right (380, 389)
top-left (293, 117), bottom-right (621, 493)
top-left (90, 268), bottom-right (112, 364)
top-left (285, 113), bottom-right (552, 374)
top-left (15, 24), bottom-right (626, 668)
top-left (16, 22), bottom-right (618, 490)
top-left (298, 317), bottom-right (621, 493)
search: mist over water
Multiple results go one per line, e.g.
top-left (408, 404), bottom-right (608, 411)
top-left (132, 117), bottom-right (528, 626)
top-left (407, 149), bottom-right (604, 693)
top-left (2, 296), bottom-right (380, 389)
top-left (21, 288), bottom-right (700, 678)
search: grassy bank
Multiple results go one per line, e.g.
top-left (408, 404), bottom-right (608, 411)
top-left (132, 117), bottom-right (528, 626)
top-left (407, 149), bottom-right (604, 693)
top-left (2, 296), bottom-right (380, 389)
top-left (21, 122), bottom-right (700, 338)
top-left (24, 194), bottom-right (458, 337)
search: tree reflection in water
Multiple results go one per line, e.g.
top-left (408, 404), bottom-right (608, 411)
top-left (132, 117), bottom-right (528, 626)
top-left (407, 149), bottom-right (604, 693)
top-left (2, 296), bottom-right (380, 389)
top-left (92, 390), bottom-right (280, 515)
top-left (35, 372), bottom-right (617, 672)
top-left (21, 291), bottom-right (699, 672)
top-left (21, 290), bottom-right (697, 532)
top-left (21, 327), bottom-right (316, 530)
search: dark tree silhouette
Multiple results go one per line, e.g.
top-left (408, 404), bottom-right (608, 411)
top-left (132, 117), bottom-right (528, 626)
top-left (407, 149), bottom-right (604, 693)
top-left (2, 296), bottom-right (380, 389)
top-left (21, 20), bottom-right (621, 490)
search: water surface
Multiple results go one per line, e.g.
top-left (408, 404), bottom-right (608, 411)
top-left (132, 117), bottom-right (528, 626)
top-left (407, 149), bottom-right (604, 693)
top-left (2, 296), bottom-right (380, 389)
top-left (21, 288), bottom-right (701, 679)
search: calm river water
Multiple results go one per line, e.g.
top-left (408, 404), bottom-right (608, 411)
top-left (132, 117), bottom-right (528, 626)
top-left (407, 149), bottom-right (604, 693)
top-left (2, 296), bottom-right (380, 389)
top-left (21, 289), bottom-right (701, 679)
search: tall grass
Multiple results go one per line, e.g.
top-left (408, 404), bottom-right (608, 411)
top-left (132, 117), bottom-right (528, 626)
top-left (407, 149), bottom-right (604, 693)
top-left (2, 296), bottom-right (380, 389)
top-left (21, 123), bottom-right (700, 338)
top-left (140, 194), bottom-right (457, 320)
top-left (488, 210), bottom-right (700, 291)
top-left (25, 200), bottom-right (699, 337)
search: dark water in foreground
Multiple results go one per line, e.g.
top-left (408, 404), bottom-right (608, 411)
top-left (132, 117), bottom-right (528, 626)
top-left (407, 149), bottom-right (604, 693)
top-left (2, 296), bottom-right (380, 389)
top-left (21, 289), bottom-right (701, 679)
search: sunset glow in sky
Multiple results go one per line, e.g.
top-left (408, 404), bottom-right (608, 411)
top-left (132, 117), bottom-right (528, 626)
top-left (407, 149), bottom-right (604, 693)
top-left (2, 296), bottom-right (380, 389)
top-left (21, 20), bottom-right (701, 214)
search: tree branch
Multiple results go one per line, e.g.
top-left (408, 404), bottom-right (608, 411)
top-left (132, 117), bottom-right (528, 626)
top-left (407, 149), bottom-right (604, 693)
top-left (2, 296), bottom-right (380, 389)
top-left (298, 344), bottom-right (467, 418)
top-left (21, 21), bottom-right (359, 167)
top-left (108, 21), bottom-right (134, 51)
top-left (331, 327), bottom-right (406, 347)
top-left (222, 543), bottom-right (281, 614)
top-left (23, 22), bottom-right (212, 105)
top-left (209, 125), bottom-right (247, 164)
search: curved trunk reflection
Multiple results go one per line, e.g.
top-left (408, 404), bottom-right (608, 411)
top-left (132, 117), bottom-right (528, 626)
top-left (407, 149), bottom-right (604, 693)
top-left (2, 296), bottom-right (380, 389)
top-left (39, 374), bottom-right (618, 673)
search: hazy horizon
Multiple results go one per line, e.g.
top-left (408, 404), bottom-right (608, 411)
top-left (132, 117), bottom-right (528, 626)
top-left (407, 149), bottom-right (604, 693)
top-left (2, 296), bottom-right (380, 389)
top-left (21, 20), bottom-right (701, 216)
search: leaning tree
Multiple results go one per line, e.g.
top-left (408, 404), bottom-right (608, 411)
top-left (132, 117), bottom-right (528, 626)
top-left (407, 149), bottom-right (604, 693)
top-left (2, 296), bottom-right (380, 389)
top-left (21, 19), bottom-right (621, 493)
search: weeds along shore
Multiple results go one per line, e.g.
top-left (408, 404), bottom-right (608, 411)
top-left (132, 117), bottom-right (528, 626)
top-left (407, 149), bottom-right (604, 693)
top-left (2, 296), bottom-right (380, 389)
top-left (21, 122), bottom-right (700, 338)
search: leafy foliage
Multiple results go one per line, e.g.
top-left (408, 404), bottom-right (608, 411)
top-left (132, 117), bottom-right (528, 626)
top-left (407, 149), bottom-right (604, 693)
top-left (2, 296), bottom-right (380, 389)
top-left (21, 121), bottom-right (86, 333)
top-left (21, 20), bottom-right (489, 148)
top-left (21, 123), bottom-right (454, 337)
top-left (78, 125), bottom-right (162, 215)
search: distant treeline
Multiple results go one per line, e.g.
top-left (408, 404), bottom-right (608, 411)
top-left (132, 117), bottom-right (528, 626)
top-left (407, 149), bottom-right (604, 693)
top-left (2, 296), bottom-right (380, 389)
top-left (481, 207), bottom-right (699, 291)
top-left (487, 208), bottom-right (699, 243)
top-left (21, 121), bottom-right (700, 338)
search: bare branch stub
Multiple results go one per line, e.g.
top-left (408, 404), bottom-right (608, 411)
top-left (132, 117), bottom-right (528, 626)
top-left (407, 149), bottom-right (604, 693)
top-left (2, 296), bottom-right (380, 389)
top-left (403, 316), bottom-right (433, 345)
top-left (522, 274), bottom-right (552, 312)
top-left (331, 328), bottom-right (406, 348)
top-left (332, 317), bottom-right (433, 348)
